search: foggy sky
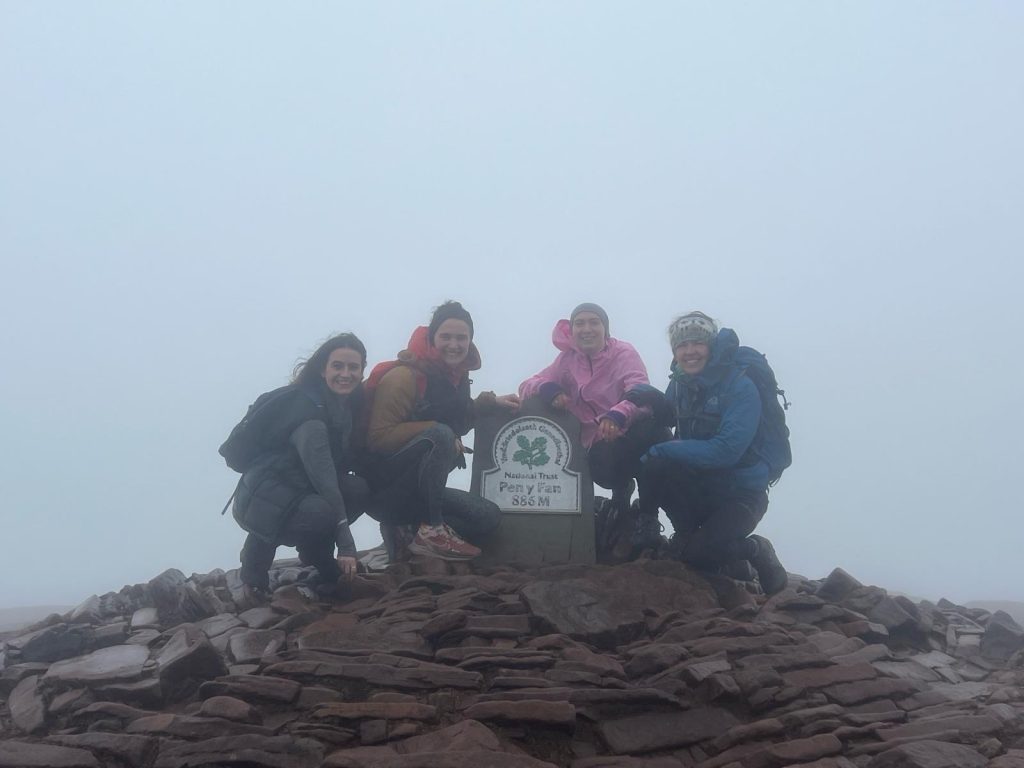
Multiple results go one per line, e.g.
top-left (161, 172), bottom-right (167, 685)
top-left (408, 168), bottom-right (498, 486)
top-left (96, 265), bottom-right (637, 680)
top-left (2, 2), bottom-right (1022, 609)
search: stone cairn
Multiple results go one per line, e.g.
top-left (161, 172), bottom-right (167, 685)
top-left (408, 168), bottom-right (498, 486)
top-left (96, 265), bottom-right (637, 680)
top-left (3, 554), bottom-right (1024, 768)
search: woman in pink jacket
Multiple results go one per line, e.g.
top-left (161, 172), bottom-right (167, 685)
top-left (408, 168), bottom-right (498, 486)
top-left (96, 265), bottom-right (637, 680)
top-left (519, 303), bottom-right (670, 514)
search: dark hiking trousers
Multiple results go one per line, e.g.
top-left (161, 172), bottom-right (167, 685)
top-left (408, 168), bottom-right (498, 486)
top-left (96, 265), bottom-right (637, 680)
top-left (589, 418), bottom-right (672, 510)
top-left (365, 424), bottom-right (501, 544)
top-left (239, 474), bottom-right (370, 590)
top-left (638, 456), bottom-right (768, 572)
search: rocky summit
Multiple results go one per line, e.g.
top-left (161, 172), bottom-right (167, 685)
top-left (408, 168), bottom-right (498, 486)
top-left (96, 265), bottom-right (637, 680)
top-left (3, 555), bottom-right (1024, 768)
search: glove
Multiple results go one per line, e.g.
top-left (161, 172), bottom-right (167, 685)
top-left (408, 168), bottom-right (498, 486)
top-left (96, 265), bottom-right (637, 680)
top-left (644, 440), bottom-right (679, 464)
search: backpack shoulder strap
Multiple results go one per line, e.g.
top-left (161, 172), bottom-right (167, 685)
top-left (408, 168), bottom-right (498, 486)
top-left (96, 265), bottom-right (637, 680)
top-left (366, 360), bottom-right (428, 400)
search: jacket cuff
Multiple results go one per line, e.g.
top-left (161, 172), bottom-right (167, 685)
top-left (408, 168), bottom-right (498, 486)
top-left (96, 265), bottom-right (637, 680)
top-left (538, 382), bottom-right (563, 404)
top-left (335, 520), bottom-right (357, 558)
top-left (601, 410), bottom-right (627, 429)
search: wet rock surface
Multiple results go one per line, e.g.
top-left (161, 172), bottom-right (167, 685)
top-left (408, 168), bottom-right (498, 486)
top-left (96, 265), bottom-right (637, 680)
top-left (2, 557), bottom-right (1024, 767)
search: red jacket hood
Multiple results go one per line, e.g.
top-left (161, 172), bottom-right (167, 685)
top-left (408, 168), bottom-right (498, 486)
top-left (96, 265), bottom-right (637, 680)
top-left (399, 325), bottom-right (481, 384)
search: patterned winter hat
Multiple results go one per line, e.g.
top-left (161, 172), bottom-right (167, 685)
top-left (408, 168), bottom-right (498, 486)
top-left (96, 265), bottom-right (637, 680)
top-left (668, 311), bottom-right (718, 349)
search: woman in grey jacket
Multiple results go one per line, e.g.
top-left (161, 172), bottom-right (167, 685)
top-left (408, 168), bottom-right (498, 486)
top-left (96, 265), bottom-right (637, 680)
top-left (231, 333), bottom-right (371, 596)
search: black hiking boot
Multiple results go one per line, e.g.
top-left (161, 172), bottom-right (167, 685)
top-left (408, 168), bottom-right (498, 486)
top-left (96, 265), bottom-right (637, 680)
top-left (631, 512), bottom-right (664, 557)
top-left (720, 559), bottom-right (758, 582)
top-left (611, 478), bottom-right (636, 515)
top-left (381, 523), bottom-right (415, 564)
top-left (749, 535), bottom-right (788, 595)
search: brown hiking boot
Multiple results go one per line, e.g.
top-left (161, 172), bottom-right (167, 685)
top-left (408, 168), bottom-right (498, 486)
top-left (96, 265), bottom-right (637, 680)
top-left (408, 524), bottom-right (481, 561)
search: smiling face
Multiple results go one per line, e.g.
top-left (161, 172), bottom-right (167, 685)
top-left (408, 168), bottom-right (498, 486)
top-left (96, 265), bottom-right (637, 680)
top-left (674, 341), bottom-right (711, 375)
top-left (322, 347), bottom-right (365, 395)
top-left (571, 311), bottom-right (607, 356)
top-left (432, 318), bottom-right (472, 368)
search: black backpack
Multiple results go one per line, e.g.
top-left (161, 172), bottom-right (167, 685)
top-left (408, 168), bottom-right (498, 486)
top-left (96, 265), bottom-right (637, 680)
top-left (218, 385), bottom-right (321, 473)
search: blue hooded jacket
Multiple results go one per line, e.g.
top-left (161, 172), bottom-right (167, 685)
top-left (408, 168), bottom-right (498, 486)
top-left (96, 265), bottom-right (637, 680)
top-left (647, 328), bottom-right (771, 493)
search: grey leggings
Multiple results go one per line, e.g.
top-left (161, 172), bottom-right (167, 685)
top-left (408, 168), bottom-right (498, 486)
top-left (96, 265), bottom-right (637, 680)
top-left (239, 474), bottom-right (369, 589)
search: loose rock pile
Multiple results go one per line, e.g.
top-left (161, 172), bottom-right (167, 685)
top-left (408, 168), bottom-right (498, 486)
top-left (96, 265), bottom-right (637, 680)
top-left (3, 556), bottom-right (1024, 767)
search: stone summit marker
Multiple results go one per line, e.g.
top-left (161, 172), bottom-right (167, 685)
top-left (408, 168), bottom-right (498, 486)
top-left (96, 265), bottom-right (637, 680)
top-left (482, 416), bottom-right (580, 513)
top-left (471, 398), bottom-right (595, 564)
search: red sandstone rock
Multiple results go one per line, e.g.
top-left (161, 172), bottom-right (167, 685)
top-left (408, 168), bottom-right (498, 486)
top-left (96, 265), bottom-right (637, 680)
top-left (463, 699), bottom-right (577, 726)
top-left (198, 694), bottom-right (262, 723)
top-left (7, 559), bottom-right (1024, 768)
top-left (199, 672), bottom-right (301, 703)
top-left (311, 701), bottom-right (438, 721)
top-left (153, 734), bottom-right (323, 768)
top-left (867, 738), bottom-right (987, 767)
top-left (598, 707), bottom-right (739, 754)
top-left (0, 741), bottom-right (100, 768)
top-left (782, 661), bottom-right (879, 690)
top-left (42, 734), bottom-right (157, 767)
top-left (9, 674), bottom-right (47, 734)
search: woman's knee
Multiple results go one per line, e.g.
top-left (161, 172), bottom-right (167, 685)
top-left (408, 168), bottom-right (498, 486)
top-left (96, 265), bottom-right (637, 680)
top-left (421, 423), bottom-right (457, 448)
top-left (280, 495), bottom-right (337, 544)
top-left (587, 444), bottom-right (617, 489)
top-left (475, 498), bottom-right (502, 537)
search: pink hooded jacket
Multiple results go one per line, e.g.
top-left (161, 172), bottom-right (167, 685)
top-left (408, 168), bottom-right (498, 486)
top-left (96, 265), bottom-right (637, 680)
top-left (519, 319), bottom-right (652, 449)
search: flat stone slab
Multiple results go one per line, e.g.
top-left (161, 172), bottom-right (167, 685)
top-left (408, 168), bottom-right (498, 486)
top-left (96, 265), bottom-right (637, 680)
top-left (867, 739), bottom-right (987, 768)
top-left (782, 661), bottom-right (878, 690)
top-left (874, 713), bottom-right (1003, 742)
top-left (393, 720), bottom-right (503, 754)
top-left (44, 735), bottom-right (157, 768)
top-left (521, 561), bottom-right (718, 648)
top-left (264, 659), bottom-right (482, 690)
top-left (199, 674), bottom-right (302, 704)
top-left (199, 695), bottom-right (262, 723)
top-left (239, 605), bottom-right (284, 629)
top-left (598, 707), bottom-right (738, 754)
top-left (131, 607), bottom-right (160, 629)
top-left (196, 613), bottom-right (245, 638)
top-left (43, 644), bottom-right (151, 685)
top-left (475, 687), bottom-right (678, 707)
top-left (156, 626), bottom-right (228, 685)
top-left (126, 713), bottom-right (275, 739)
top-left (312, 702), bottom-right (438, 722)
top-left (228, 628), bottom-right (286, 663)
top-left (154, 735), bottom-right (323, 768)
top-left (463, 700), bottom-right (576, 726)
top-left (9, 624), bottom-right (88, 663)
top-left (0, 741), bottom-right (100, 768)
top-left (323, 749), bottom-right (559, 768)
top-left (10, 674), bottom-right (47, 734)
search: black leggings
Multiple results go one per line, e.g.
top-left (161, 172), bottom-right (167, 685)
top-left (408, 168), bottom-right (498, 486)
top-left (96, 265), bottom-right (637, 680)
top-left (639, 457), bottom-right (768, 570)
top-left (588, 417), bottom-right (672, 493)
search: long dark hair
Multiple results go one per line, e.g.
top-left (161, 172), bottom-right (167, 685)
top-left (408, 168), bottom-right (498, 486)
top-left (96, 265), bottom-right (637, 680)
top-left (292, 332), bottom-right (367, 387)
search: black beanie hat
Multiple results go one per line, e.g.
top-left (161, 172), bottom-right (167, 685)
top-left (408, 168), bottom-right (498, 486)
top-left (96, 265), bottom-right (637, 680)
top-left (428, 300), bottom-right (474, 343)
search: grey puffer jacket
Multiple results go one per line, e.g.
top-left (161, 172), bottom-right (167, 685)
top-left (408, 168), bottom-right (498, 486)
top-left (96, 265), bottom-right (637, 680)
top-left (232, 380), bottom-right (362, 557)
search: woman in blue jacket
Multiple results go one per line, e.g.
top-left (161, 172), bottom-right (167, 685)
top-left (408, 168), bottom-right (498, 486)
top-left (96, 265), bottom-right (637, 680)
top-left (634, 311), bottom-right (788, 594)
